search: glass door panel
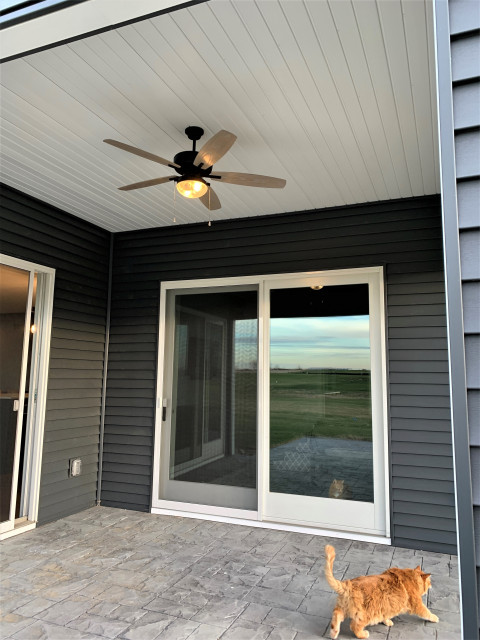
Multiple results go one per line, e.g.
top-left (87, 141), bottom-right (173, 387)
top-left (0, 264), bottom-right (32, 531)
top-left (264, 276), bottom-right (385, 534)
top-left (161, 288), bottom-right (258, 511)
top-left (270, 284), bottom-right (373, 501)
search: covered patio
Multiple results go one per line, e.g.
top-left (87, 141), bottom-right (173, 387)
top-left (1, 506), bottom-right (459, 639)
top-left (0, 0), bottom-right (478, 636)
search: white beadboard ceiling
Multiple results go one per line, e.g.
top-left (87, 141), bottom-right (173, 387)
top-left (0, 0), bottom-right (440, 232)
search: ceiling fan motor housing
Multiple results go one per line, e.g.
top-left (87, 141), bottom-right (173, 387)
top-left (173, 150), bottom-right (213, 181)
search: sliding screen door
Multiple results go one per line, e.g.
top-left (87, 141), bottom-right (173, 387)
top-left (160, 287), bottom-right (258, 511)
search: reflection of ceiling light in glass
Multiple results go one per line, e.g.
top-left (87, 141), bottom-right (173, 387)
top-left (310, 285), bottom-right (324, 290)
top-left (176, 178), bottom-right (208, 199)
top-left (30, 324), bottom-right (37, 334)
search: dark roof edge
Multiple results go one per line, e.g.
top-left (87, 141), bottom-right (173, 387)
top-left (0, 0), bottom-right (208, 63)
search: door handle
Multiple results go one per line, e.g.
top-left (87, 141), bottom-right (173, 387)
top-left (13, 399), bottom-right (19, 412)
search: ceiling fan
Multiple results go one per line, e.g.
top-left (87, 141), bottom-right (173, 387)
top-left (104, 126), bottom-right (286, 211)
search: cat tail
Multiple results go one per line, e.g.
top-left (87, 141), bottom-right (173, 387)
top-left (324, 545), bottom-right (347, 595)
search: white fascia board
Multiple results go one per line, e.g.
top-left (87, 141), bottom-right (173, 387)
top-left (1, 0), bottom-right (191, 60)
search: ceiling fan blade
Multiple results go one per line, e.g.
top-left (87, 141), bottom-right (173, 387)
top-left (199, 186), bottom-right (221, 210)
top-left (210, 172), bottom-right (286, 189)
top-left (194, 130), bottom-right (237, 169)
top-left (104, 139), bottom-right (180, 169)
top-left (118, 176), bottom-right (174, 191)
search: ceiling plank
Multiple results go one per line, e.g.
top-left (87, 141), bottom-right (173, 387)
top-left (376, 0), bottom-right (425, 195)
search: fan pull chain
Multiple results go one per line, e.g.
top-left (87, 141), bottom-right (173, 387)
top-left (173, 181), bottom-right (177, 223)
top-left (208, 188), bottom-right (211, 227)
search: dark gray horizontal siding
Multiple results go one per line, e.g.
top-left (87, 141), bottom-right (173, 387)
top-left (104, 194), bottom-right (456, 552)
top-left (388, 269), bottom-right (456, 550)
top-left (0, 183), bottom-right (110, 525)
top-left (103, 311), bottom-right (156, 513)
top-left (38, 486), bottom-right (98, 525)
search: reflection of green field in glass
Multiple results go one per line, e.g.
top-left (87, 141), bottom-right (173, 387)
top-left (234, 370), bottom-right (257, 454)
top-left (233, 370), bottom-right (372, 452)
top-left (270, 370), bottom-right (372, 448)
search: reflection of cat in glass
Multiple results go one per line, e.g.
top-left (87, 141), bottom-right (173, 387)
top-left (329, 479), bottom-right (352, 500)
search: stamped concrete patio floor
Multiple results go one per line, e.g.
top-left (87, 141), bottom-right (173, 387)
top-left (1, 507), bottom-right (460, 640)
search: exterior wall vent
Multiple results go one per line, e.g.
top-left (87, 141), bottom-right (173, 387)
top-left (69, 458), bottom-right (82, 477)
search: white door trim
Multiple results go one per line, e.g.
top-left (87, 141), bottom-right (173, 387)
top-left (152, 267), bottom-right (389, 540)
top-left (0, 254), bottom-right (55, 539)
top-left (7, 270), bottom-right (34, 526)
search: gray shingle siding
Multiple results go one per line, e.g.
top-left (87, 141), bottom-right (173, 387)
top-left (0, 183), bottom-right (110, 524)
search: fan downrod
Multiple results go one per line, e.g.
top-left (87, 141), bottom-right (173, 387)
top-left (184, 126), bottom-right (204, 152)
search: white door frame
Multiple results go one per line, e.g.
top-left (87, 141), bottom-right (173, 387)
top-left (152, 267), bottom-right (390, 541)
top-left (0, 254), bottom-right (55, 539)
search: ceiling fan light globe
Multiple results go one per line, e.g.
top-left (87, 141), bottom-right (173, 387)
top-left (177, 178), bottom-right (208, 199)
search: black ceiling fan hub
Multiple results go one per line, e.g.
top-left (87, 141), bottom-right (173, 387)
top-left (173, 150), bottom-right (213, 177)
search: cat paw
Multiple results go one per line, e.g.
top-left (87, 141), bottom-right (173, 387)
top-left (382, 619), bottom-right (394, 626)
top-left (329, 629), bottom-right (340, 640)
top-left (429, 614), bottom-right (439, 623)
top-left (351, 623), bottom-right (369, 638)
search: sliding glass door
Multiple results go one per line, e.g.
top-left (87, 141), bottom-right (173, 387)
top-left (263, 272), bottom-right (387, 535)
top-left (155, 269), bottom-right (387, 537)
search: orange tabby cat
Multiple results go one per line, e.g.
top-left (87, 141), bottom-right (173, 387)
top-left (324, 545), bottom-right (439, 639)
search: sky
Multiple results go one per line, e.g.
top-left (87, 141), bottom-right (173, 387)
top-left (0, 0), bottom-right (64, 25)
top-left (235, 315), bottom-right (371, 370)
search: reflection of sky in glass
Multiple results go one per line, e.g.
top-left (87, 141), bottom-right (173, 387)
top-left (271, 316), bottom-right (370, 370)
top-left (235, 319), bottom-right (258, 369)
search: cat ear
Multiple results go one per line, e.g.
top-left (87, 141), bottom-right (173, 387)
top-left (414, 565), bottom-right (422, 571)
top-left (423, 573), bottom-right (431, 579)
